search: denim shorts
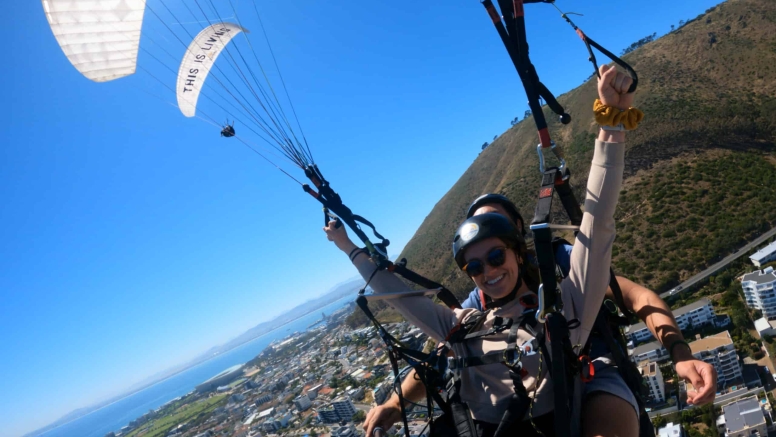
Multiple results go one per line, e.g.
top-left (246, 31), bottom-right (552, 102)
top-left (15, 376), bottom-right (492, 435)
top-left (583, 360), bottom-right (640, 416)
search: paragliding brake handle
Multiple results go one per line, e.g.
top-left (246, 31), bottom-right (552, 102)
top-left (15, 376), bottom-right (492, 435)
top-left (324, 208), bottom-right (342, 229)
top-left (536, 141), bottom-right (566, 174)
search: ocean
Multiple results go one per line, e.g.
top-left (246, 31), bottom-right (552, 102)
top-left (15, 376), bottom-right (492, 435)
top-left (36, 296), bottom-right (354, 437)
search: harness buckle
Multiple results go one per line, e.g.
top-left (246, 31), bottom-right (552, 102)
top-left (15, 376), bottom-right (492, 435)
top-left (579, 355), bottom-right (595, 382)
top-left (521, 338), bottom-right (539, 357)
top-left (536, 141), bottom-right (567, 174)
top-left (503, 347), bottom-right (523, 369)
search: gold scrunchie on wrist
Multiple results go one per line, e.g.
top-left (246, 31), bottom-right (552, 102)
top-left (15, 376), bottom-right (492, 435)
top-left (593, 99), bottom-right (644, 130)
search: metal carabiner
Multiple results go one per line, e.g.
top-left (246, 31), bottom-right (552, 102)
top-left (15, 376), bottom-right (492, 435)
top-left (536, 284), bottom-right (547, 324)
top-left (536, 141), bottom-right (566, 174)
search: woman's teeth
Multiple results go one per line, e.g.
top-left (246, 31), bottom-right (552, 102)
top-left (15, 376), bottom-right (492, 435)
top-left (486, 275), bottom-right (504, 286)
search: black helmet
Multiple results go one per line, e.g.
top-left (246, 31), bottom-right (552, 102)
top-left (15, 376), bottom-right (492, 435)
top-left (466, 193), bottom-right (526, 237)
top-left (453, 213), bottom-right (524, 269)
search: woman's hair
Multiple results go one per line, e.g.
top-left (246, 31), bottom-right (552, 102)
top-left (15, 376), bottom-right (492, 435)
top-left (509, 239), bottom-right (541, 293)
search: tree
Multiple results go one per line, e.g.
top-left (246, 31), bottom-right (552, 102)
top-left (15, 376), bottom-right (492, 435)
top-left (670, 24), bottom-right (675, 31)
top-left (524, 109), bottom-right (532, 120)
top-left (652, 415), bottom-right (667, 429)
top-left (481, 142), bottom-right (489, 150)
top-left (493, 135), bottom-right (498, 141)
top-left (352, 410), bottom-right (366, 423)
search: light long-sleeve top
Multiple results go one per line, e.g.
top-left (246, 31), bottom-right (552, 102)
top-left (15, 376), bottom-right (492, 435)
top-left (351, 139), bottom-right (624, 424)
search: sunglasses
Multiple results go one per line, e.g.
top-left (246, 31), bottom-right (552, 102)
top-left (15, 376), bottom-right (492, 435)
top-left (462, 247), bottom-right (508, 277)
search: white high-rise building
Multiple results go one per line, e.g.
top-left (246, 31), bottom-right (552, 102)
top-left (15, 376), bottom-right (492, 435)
top-left (689, 331), bottom-right (742, 385)
top-left (626, 298), bottom-right (716, 345)
top-left (742, 267), bottom-right (776, 319)
top-left (317, 397), bottom-right (358, 423)
top-left (638, 361), bottom-right (665, 403)
top-left (331, 397), bottom-right (357, 421)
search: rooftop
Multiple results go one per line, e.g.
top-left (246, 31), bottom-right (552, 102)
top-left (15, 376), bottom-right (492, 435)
top-left (750, 241), bottom-right (776, 263)
top-left (258, 407), bottom-right (275, 419)
top-left (630, 340), bottom-right (663, 357)
top-left (742, 268), bottom-right (776, 285)
top-left (657, 422), bottom-right (682, 437)
top-left (754, 317), bottom-right (776, 333)
top-left (689, 331), bottom-right (733, 354)
top-left (640, 362), bottom-right (659, 377)
top-left (723, 397), bottom-right (765, 433)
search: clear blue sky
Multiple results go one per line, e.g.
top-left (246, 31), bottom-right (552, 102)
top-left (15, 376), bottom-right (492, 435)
top-left (2, 0), bottom-right (720, 435)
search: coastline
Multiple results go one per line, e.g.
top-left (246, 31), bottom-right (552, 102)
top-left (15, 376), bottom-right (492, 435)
top-left (30, 295), bottom-right (355, 437)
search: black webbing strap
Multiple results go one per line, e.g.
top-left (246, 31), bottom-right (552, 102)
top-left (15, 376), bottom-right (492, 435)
top-left (447, 314), bottom-right (536, 370)
top-left (496, 318), bottom-right (534, 437)
top-left (447, 377), bottom-right (478, 437)
top-left (591, 310), bottom-right (655, 436)
top-left (303, 165), bottom-right (391, 263)
top-left (448, 351), bottom-right (511, 369)
top-left (546, 312), bottom-right (573, 437)
top-left (555, 11), bottom-right (639, 94)
top-left (493, 366), bottom-right (532, 437)
top-left (483, 0), bottom-right (570, 149)
top-left (307, 164), bottom-right (462, 310)
top-left (460, 316), bottom-right (513, 341)
top-left (608, 269), bottom-right (636, 321)
top-left (532, 168), bottom-right (563, 310)
top-left (554, 171), bottom-right (583, 226)
top-left (390, 261), bottom-right (461, 310)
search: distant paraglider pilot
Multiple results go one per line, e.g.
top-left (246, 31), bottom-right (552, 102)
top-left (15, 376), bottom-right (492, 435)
top-left (221, 121), bottom-right (235, 137)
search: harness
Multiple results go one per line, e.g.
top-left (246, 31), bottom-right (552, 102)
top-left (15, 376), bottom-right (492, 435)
top-left (357, 291), bottom-right (551, 437)
top-left (478, 1), bottom-right (653, 436)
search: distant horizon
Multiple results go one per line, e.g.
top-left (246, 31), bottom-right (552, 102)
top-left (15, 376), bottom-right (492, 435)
top-left (28, 280), bottom-right (364, 437)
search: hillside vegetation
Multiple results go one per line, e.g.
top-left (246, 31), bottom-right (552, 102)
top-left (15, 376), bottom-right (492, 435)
top-left (398, 0), bottom-right (776, 300)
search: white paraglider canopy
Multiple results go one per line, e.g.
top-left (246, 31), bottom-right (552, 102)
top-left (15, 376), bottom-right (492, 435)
top-left (41, 0), bottom-right (147, 82)
top-left (176, 22), bottom-right (247, 118)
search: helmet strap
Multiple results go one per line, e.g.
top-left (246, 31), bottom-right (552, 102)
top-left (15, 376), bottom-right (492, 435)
top-left (486, 263), bottom-right (525, 308)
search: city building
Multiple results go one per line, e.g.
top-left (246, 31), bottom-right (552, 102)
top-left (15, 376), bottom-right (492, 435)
top-left (754, 317), bottom-right (776, 338)
top-left (689, 331), bottom-right (742, 386)
top-left (742, 267), bottom-right (776, 319)
top-left (261, 419), bottom-right (281, 433)
top-left (293, 394), bottom-right (312, 411)
top-left (629, 340), bottom-right (669, 364)
top-left (657, 422), bottom-right (683, 437)
top-left (255, 394), bottom-right (272, 405)
top-left (331, 424), bottom-right (358, 437)
top-left (373, 382), bottom-right (390, 405)
top-left (308, 383), bottom-right (323, 400)
top-left (626, 298), bottom-right (716, 345)
top-left (331, 397), bottom-right (357, 421)
top-left (346, 386), bottom-right (365, 401)
top-left (720, 397), bottom-right (766, 437)
top-left (750, 241), bottom-right (776, 267)
top-left (316, 407), bottom-right (340, 424)
top-left (639, 361), bottom-right (665, 403)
